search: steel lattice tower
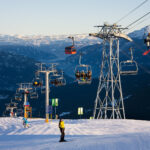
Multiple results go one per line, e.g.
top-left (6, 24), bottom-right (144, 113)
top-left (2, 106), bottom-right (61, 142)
top-left (89, 24), bottom-right (132, 119)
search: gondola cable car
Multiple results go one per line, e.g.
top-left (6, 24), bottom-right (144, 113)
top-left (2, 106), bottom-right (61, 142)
top-left (65, 36), bottom-right (76, 54)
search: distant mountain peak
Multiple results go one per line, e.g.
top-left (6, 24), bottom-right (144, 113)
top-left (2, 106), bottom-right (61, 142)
top-left (0, 34), bottom-right (100, 46)
top-left (0, 26), bottom-right (150, 46)
top-left (128, 25), bottom-right (150, 39)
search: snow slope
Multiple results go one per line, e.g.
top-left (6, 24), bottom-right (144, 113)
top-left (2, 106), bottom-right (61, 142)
top-left (0, 118), bottom-right (150, 150)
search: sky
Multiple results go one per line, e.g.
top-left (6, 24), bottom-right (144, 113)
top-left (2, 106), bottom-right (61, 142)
top-left (0, 0), bottom-right (149, 36)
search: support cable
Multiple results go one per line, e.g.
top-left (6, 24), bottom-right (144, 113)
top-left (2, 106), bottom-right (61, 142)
top-left (125, 16), bottom-right (150, 33)
top-left (125, 12), bottom-right (150, 29)
top-left (116, 0), bottom-right (148, 24)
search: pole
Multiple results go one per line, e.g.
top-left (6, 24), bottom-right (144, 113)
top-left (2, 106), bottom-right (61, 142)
top-left (110, 38), bottom-right (115, 119)
top-left (45, 72), bottom-right (49, 123)
top-left (55, 106), bottom-right (56, 119)
top-left (50, 105), bottom-right (52, 120)
top-left (24, 92), bottom-right (27, 118)
top-left (11, 108), bottom-right (13, 117)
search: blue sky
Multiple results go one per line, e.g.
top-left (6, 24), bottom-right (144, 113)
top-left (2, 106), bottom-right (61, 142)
top-left (0, 0), bottom-right (149, 35)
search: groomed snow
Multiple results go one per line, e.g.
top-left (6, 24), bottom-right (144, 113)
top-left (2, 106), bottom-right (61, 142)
top-left (0, 117), bottom-right (150, 150)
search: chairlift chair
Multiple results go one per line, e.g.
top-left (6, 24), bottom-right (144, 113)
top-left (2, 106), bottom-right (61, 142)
top-left (17, 109), bottom-right (23, 116)
top-left (52, 71), bottom-right (60, 77)
top-left (51, 71), bottom-right (66, 86)
top-left (75, 52), bottom-right (92, 84)
top-left (120, 48), bottom-right (138, 75)
top-left (143, 32), bottom-right (150, 55)
top-left (75, 64), bottom-right (92, 84)
top-left (33, 77), bottom-right (43, 87)
top-left (65, 36), bottom-right (77, 54)
top-left (120, 60), bottom-right (138, 75)
top-left (41, 86), bottom-right (45, 94)
top-left (22, 91), bottom-right (30, 95)
top-left (11, 102), bottom-right (18, 107)
top-left (15, 94), bottom-right (22, 101)
top-left (30, 91), bottom-right (38, 99)
top-left (55, 77), bottom-right (66, 86)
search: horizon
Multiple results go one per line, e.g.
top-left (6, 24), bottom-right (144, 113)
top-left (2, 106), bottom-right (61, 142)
top-left (0, 0), bottom-right (149, 36)
top-left (0, 25), bottom-right (147, 37)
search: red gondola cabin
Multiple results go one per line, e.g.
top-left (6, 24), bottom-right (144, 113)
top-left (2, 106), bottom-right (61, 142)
top-left (65, 46), bottom-right (76, 54)
top-left (65, 36), bottom-right (77, 54)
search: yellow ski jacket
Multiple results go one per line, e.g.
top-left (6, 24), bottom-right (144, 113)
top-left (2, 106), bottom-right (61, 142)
top-left (59, 121), bottom-right (65, 129)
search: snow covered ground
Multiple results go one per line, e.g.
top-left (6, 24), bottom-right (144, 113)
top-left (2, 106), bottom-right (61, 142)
top-left (0, 117), bottom-right (150, 150)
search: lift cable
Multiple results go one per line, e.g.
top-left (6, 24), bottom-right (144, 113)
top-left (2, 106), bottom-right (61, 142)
top-left (125, 12), bottom-right (150, 29)
top-left (125, 16), bottom-right (150, 34)
top-left (116, 0), bottom-right (148, 24)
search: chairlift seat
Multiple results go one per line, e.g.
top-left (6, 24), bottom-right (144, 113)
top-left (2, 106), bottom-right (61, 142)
top-left (41, 87), bottom-right (45, 94)
top-left (33, 81), bottom-right (42, 87)
top-left (51, 78), bottom-right (66, 86)
top-left (75, 64), bottom-right (92, 84)
top-left (15, 95), bottom-right (22, 101)
top-left (30, 91), bottom-right (38, 99)
top-left (78, 79), bottom-right (92, 85)
top-left (120, 60), bottom-right (138, 75)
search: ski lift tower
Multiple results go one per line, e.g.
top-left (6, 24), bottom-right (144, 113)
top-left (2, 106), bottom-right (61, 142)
top-left (6, 102), bottom-right (18, 117)
top-left (17, 83), bottom-right (33, 118)
top-left (89, 23), bottom-right (133, 119)
top-left (36, 63), bottom-right (58, 123)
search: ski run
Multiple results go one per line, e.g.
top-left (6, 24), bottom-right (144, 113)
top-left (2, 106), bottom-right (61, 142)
top-left (0, 117), bottom-right (150, 150)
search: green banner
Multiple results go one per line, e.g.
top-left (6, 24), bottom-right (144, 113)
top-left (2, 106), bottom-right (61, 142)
top-left (55, 98), bottom-right (58, 106)
top-left (52, 98), bottom-right (58, 107)
top-left (52, 98), bottom-right (55, 106)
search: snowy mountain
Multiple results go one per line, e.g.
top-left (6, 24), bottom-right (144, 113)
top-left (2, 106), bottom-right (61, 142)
top-left (0, 26), bottom-right (150, 120)
top-left (128, 25), bottom-right (150, 39)
top-left (0, 34), bottom-right (100, 46)
top-left (0, 26), bottom-right (149, 47)
top-left (0, 26), bottom-right (149, 63)
top-left (0, 34), bottom-right (100, 62)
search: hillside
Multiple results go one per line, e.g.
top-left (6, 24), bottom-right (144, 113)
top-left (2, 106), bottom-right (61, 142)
top-left (16, 71), bottom-right (150, 120)
top-left (0, 26), bottom-right (150, 120)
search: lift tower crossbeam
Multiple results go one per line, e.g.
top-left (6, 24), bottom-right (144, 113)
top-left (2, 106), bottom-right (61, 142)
top-left (89, 23), bottom-right (132, 119)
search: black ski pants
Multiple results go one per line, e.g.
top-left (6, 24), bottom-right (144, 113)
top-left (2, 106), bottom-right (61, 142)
top-left (60, 128), bottom-right (65, 141)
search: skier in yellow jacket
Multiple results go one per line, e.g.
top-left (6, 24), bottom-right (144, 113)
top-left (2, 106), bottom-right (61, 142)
top-left (59, 118), bottom-right (66, 142)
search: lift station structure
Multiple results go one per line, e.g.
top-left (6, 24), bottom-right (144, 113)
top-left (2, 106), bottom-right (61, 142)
top-left (90, 23), bottom-right (134, 119)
